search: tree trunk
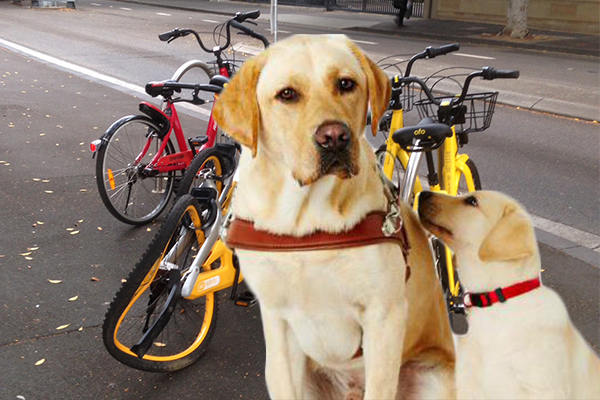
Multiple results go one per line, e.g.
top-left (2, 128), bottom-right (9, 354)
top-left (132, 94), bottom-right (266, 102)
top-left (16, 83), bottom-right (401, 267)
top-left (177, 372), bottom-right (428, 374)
top-left (503, 0), bottom-right (529, 39)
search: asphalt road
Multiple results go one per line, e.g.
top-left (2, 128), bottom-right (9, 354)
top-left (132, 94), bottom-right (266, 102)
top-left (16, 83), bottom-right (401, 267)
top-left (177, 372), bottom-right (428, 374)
top-left (0, 2), bottom-right (598, 399)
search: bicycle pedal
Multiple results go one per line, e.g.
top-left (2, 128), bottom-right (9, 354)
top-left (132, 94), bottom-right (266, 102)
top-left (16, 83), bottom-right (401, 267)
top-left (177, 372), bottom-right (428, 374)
top-left (188, 135), bottom-right (209, 147)
top-left (234, 291), bottom-right (257, 307)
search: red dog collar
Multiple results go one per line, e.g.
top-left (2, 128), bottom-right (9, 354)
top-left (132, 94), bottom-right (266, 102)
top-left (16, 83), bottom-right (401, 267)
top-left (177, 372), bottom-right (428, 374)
top-left (464, 277), bottom-right (541, 308)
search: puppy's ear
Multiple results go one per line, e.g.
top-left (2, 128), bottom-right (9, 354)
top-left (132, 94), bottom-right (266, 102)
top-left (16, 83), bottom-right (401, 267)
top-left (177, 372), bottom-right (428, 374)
top-left (347, 41), bottom-right (391, 136)
top-left (479, 204), bottom-right (536, 262)
top-left (213, 53), bottom-right (266, 157)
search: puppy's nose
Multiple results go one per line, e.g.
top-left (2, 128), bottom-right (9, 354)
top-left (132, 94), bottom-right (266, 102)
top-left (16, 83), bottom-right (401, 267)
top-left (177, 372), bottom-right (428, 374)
top-left (417, 191), bottom-right (434, 216)
top-left (315, 122), bottom-right (350, 152)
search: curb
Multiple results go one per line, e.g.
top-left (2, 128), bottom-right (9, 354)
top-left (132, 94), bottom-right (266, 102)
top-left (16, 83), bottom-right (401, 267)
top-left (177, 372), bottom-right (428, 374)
top-left (535, 228), bottom-right (600, 268)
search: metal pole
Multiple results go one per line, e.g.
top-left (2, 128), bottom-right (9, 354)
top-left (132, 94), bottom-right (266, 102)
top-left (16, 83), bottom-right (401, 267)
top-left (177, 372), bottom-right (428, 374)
top-left (270, 0), bottom-right (278, 42)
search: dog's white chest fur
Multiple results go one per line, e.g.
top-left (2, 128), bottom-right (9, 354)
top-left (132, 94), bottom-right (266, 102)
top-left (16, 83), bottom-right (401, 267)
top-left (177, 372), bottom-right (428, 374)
top-left (237, 245), bottom-right (406, 368)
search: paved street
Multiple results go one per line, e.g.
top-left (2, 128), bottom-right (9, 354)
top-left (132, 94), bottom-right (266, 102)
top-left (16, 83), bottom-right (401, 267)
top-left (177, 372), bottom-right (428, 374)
top-left (0, 1), bottom-right (598, 399)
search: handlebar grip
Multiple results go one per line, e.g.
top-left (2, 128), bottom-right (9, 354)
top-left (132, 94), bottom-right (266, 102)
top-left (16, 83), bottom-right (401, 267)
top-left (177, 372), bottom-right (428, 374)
top-left (158, 30), bottom-right (177, 42)
top-left (426, 43), bottom-right (460, 58)
top-left (234, 9), bottom-right (260, 22)
top-left (482, 66), bottom-right (520, 80)
top-left (229, 20), bottom-right (269, 48)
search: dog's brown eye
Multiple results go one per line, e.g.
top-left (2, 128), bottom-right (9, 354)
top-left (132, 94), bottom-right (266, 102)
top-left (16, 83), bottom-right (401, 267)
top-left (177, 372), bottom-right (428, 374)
top-left (465, 196), bottom-right (478, 207)
top-left (338, 78), bottom-right (356, 93)
top-left (276, 87), bottom-right (299, 103)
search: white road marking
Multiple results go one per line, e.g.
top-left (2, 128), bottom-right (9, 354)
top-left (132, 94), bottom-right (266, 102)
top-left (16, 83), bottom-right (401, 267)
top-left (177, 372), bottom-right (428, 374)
top-left (119, 7), bottom-right (132, 11)
top-left (453, 53), bottom-right (495, 60)
top-left (156, 12), bottom-right (171, 16)
top-left (201, 19), bottom-right (220, 24)
top-left (90, 2), bottom-right (101, 6)
top-left (352, 39), bottom-right (378, 45)
top-left (0, 38), bottom-right (210, 119)
top-left (266, 28), bottom-right (291, 34)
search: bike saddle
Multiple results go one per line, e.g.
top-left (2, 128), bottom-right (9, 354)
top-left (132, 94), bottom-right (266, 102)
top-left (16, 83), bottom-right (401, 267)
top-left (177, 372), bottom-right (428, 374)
top-left (145, 80), bottom-right (182, 98)
top-left (209, 75), bottom-right (229, 89)
top-left (392, 117), bottom-right (453, 152)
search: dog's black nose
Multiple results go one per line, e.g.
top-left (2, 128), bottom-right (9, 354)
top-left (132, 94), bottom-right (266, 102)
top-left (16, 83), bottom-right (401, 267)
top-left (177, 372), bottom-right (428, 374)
top-left (417, 191), bottom-right (434, 216)
top-left (314, 122), bottom-right (350, 152)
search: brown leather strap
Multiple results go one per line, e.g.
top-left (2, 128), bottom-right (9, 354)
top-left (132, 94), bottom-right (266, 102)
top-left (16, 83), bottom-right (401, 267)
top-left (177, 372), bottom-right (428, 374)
top-left (225, 212), bottom-right (411, 281)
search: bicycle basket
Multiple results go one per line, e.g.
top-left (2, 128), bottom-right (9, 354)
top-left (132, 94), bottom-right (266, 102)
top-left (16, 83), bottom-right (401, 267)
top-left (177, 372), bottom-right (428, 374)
top-left (414, 91), bottom-right (498, 134)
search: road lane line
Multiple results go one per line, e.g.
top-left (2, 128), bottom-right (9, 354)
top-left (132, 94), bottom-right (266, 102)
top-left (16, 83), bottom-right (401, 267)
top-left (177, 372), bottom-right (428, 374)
top-left (266, 28), bottom-right (291, 34)
top-left (156, 12), bottom-right (171, 16)
top-left (119, 7), bottom-right (132, 11)
top-left (90, 2), bottom-right (101, 5)
top-left (351, 39), bottom-right (378, 45)
top-left (453, 53), bottom-right (495, 60)
top-left (201, 19), bottom-right (220, 24)
top-left (0, 38), bottom-right (211, 119)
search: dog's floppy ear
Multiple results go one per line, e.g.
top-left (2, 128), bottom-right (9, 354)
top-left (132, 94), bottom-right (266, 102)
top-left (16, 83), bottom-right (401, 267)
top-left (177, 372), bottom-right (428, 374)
top-left (479, 204), bottom-right (536, 262)
top-left (213, 53), bottom-right (266, 157)
top-left (347, 40), bottom-right (391, 136)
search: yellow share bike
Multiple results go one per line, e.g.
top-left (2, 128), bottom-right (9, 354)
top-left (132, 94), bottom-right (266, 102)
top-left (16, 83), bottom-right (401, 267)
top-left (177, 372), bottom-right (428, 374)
top-left (375, 45), bottom-right (519, 331)
top-left (102, 143), bottom-right (254, 372)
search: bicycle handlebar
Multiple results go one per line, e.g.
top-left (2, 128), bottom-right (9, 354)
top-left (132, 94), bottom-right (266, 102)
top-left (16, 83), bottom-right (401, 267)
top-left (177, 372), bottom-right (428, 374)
top-left (426, 43), bottom-right (460, 59)
top-left (158, 10), bottom-right (268, 54)
top-left (404, 43), bottom-right (460, 77)
top-left (400, 66), bottom-right (519, 108)
top-left (233, 9), bottom-right (260, 22)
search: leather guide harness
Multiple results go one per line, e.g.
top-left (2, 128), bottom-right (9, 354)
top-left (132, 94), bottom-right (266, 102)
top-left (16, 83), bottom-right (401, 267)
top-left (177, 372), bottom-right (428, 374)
top-left (221, 187), bottom-right (411, 282)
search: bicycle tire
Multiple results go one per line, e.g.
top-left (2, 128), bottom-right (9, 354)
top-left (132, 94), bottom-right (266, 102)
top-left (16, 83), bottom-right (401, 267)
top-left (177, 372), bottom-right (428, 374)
top-left (375, 143), bottom-right (407, 189)
top-left (96, 115), bottom-right (176, 225)
top-left (457, 158), bottom-right (482, 194)
top-left (176, 147), bottom-right (227, 199)
top-left (102, 195), bottom-right (219, 372)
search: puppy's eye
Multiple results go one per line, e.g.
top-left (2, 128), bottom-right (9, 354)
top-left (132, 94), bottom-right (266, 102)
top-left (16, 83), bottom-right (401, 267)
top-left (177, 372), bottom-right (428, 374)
top-left (338, 78), bottom-right (356, 94)
top-left (276, 87), bottom-right (299, 103)
top-left (465, 196), bottom-right (479, 207)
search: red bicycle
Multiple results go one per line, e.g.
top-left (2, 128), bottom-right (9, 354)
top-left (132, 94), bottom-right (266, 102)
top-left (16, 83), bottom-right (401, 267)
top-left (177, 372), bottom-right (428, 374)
top-left (91, 11), bottom-right (268, 225)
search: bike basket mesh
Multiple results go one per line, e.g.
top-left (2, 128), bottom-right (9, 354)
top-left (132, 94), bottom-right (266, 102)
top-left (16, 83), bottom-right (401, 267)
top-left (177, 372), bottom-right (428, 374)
top-left (401, 81), bottom-right (416, 112)
top-left (414, 91), bottom-right (499, 133)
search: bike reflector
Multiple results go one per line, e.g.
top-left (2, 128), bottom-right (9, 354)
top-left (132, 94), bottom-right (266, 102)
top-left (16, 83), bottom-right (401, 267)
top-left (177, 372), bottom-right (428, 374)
top-left (90, 139), bottom-right (102, 153)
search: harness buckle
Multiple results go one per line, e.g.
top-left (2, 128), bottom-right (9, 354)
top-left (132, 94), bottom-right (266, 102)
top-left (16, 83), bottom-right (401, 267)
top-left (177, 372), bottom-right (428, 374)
top-left (382, 202), bottom-right (403, 237)
top-left (220, 210), bottom-right (235, 244)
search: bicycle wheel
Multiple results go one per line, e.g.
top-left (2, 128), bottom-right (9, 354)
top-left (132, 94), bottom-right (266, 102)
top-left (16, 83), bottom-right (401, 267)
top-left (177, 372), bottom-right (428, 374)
top-left (433, 239), bottom-right (468, 335)
top-left (176, 147), bottom-right (227, 199)
top-left (103, 195), bottom-right (218, 372)
top-left (96, 115), bottom-right (176, 225)
top-left (375, 144), bottom-right (405, 190)
top-left (457, 158), bottom-right (482, 194)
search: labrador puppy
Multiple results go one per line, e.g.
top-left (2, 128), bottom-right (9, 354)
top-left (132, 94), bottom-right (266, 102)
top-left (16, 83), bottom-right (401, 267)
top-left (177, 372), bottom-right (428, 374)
top-left (418, 190), bottom-right (600, 399)
top-left (213, 35), bottom-right (455, 399)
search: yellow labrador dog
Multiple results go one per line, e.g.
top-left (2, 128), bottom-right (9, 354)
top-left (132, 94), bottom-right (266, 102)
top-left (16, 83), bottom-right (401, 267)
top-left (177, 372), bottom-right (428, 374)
top-left (418, 190), bottom-right (600, 399)
top-left (213, 35), bottom-right (455, 399)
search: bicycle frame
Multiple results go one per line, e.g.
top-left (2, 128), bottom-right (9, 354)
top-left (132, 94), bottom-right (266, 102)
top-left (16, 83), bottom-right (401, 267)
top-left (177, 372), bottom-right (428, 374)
top-left (382, 92), bottom-right (475, 304)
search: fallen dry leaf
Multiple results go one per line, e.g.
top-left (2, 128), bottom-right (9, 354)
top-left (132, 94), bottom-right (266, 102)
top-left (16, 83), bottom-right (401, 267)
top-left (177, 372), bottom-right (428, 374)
top-left (79, 189), bottom-right (87, 192)
top-left (28, 247), bottom-right (39, 251)
top-left (32, 178), bottom-right (41, 181)
top-left (20, 252), bottom-right (32, 256)
top-left (35, 358), bottom-right (45, 366)
top-left (66, 228), bottom-right (74, 231)
top-left (97, 227), bottom-right (103, 231)
top-left (78, 219), bottom-right (84, 223)
top-left (70, 231), bottom-right (80, 235)
top-left (90, 277), bottom-right (100, 282)
top-left (56, 324), bottom-right (70, 330)
top-left (24, 256), bottom-right (33, 260)
top-left (68, 295), bottom-right (78, 301)
top-left (78, 327), bottom-right (83, 331)
top-left (44, 190), bottom-right (53, 194)
top-left (42, 180), bottom-right (50, 183)
top-left (154, 342), bottom-right (167, 347)
top-left (36, 221), bottom-right (44, 225)
top-left (48, 279), bottom-right (62, 284)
